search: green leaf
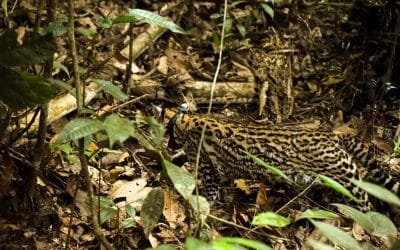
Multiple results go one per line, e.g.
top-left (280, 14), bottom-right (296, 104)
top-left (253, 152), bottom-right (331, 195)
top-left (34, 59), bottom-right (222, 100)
top-left (209, 13), bottom-right (224, 19)
top-left (93, 79), bottom-right (127, 101)
top-left (112, 15), bottom-right (139, 24)
top-left (98, 16), bottom-right (113, 29)
top-left (351, 179), bottom-right (400, 207)
top-left (20, 71), bottom-right (55, 98)
top-left (0, 31), bottom-right (57, 66)
top-left (100, 207), bottom-right (117, 224)
top-left (224, 18), bottom-right (233, 34)
top-left (236, 24), bottom-right (246, 38)
top-left (56, 118), bottom-right (104, 144)
top-left (77, 27), bottom-right (96, 38)
top-left (318, 175), bottom-right (360, 202)
top-left (163, 159), bottom-right (195, 200)
top-left (103, 114), bottom-right (135, 146)
top-left (0, 67), bottom-right (55, 109)
top-left (47, 78), bottom-right (75, 96)
top-left (136, 116), bottom-right (166, 147)
top-left (251, 212), bottom-right (291, 227)
top-left (53, 61), bottom-right (70, 78)
top-left (184, 237), bottom-right (210, 250)
top-left (212, 237), bottom-right (272, 250)
top-left (140, 187), bottom-right (164, 237)
top-left (120, 217), bottom-right (135, 229)
top-left (152, 245), bottom-right (176, 250)
top-left (127, 8), bottom-right (186, 34)
top-left (93, 195), bottom-right (116, 208)
top-left (131, 122), bottom-right (155, 151)
top-left (365, 211), bottom-right (397, 237)
top-left (39, 22), bottom-right (68, 36)
top-left (307, 239), bottom-right (336, 250)
top-left (296, 209), bottom-right (339, 221)
top-left (243, 150), bottom-right (292, 183)
top-left (260, 3), bottom-right (274, 19)
top-left (333, 204), bottom-right (374, 234)
top-left (188, 195), bottom-right (210, 220)
top-left (310, 220), bottom-right (363, 250)
top-left (125, 204), bottom-right (136, 218)
top-left (2, 0), bottom-right (7, 17)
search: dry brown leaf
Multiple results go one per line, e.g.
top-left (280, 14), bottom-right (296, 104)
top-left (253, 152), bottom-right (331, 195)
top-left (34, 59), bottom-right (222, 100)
top-left (148, 233), bottom-right (159, 248)
top-left (256, 183), bottom-right (268, 210)
top-left (162, 189), bottom-right (186, 229)
top-left (234, 179), bottom-right (251, 195)
top-left (352, 223), bottom-right (370, 241)
top-left (109, 178), bottom-right (152, 211)
top-left (333, 124), bottom-right (359, 136)
top-left (157, 56), bottom-right (169, 75)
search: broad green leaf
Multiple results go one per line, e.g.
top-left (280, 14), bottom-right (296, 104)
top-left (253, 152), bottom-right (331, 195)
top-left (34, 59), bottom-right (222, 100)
top-left (210, 240), bottom-right (233, 250)
top-left (224, 18), bottom-right (233, 34)
top-left (333, 204), bottom-right (374, 234)
top-left (136, 116), bottom-right (165, 147)
top-left (243, 151), bottom-right (292, 183)
top-left (39, 22), bottom-right (68, 36)
top-left (188, 195), bottom-right (210, 220)
top-left (98, 16), bottom-right (113, 28)
top-left (103, 114), bottom-right (134, 146)
top-left (140, 187), bottom-right (164, 237)
top-left (236, 24), bottom-right (246, 38)
top-left (212, 237), bottom-right (272, 250)
top-left (93, 195), bottom-right (115, 208)
top-left (210, 13), bottom-right (223, 19)
top-left (2, 0), bottom-right (7, 17)
top-left (77, 27), bottom-right (96, 38)
top-left (53, 61), bottom-right (70, 78)
top-left (296, 209), bottom-right (339, 221)
top-left (310, 220), bottom-right (363, 250)
top-left (0, 67), bottom-right (55, 109)
top-left (99, 207), bottom-right (117, 224)
top-left (366, 211), bottom-right (397, 237)
top-left (112, 15), bottom-right (138, 24)
top-left (46, 78), bottom-right (75, 96)
top-left (93, 79), bottom-right (127, 101)
top-left (163, 159), bottom-right (195, 200)
top-left (231, 0), bottom-right (249, 7)
top-left (318, 175), bottom-right (359, 202)
top-left (127, 8), bottom-right (186, 34)
top-left (0, 31), bottom-right (57, 66)
top-left (125, 204), bottom-right (136, 218)
top-left (120, 218), bottom-right (135, 229)
top-left (152, 245), bottom-right (176, 250)
top-left (131, 122), bottom-right (155, 151)
top-left (56, 118), bottom-right (104, 144)
top-left (260, 3), bottom-right (274, 19)
top-left (351, 179), bottom-right (400, 207)
top-left (184, 237), bottom-right (210, 250)
top-left (20, 71), bottom-right (55, 100)
top-left (307, 239), bottom-right (336, 250)
top-left (251, 212), bottom-right (291, 227)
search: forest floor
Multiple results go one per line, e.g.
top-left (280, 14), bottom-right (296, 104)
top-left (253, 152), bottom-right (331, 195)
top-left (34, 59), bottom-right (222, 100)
top-left (0, 0), bottom-right (399, 249)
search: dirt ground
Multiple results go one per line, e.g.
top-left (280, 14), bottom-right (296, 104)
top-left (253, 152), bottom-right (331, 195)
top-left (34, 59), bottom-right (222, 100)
top-left (0, 0), bottom-right (399, 249)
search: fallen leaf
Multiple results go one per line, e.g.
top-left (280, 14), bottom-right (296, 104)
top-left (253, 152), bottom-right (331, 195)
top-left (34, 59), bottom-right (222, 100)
top-left (163, 189), bottom-right (186, 229)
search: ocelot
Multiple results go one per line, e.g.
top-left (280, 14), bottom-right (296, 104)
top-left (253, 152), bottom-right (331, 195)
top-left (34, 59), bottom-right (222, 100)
top-left (165, 108), bottom-right (399, 210)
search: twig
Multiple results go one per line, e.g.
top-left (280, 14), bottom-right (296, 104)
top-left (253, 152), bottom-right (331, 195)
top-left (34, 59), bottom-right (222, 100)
top-left (194, 0), bottom-right (228, 230)
top-left (275, 178), bottom-right (318, 214)
top-left (66, 0), bottom-right (113, 248)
